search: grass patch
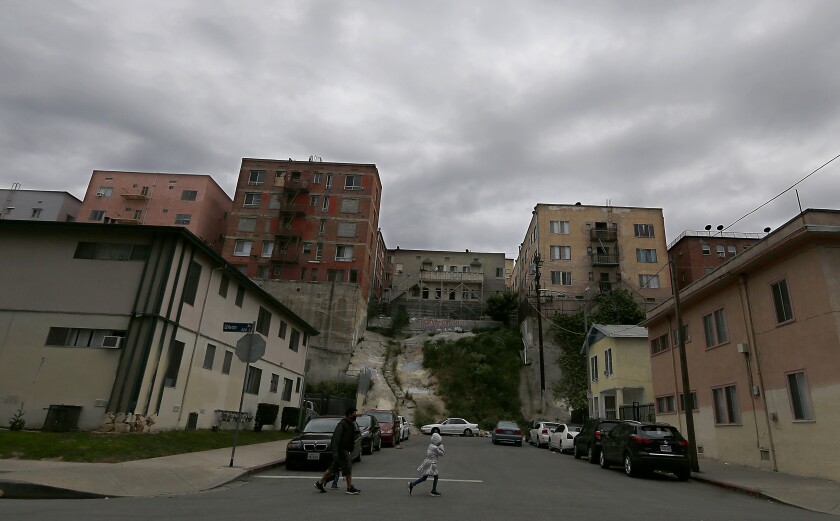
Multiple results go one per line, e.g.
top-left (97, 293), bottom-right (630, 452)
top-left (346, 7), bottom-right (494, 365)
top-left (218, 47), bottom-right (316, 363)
top-left (0, 429), bottom-right (295, 463)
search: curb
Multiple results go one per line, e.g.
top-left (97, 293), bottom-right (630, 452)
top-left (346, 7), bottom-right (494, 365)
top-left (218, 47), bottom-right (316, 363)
top-left (0, 480), bottom-right (107, 500)
top-left (691, 474), bottom-right (786, 506)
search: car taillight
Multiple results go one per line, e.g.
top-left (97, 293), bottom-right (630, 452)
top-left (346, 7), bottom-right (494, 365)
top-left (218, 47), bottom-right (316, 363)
top-left (541, 429), bottom-right (548, 434)
top-left (595, 430), bottom-right (602, 439)
top-left (630, 434), bottom-right (652, 445)
top-left (679, 440), bottom-right (689, 447)
top-left (495, 428), bottom-right (503, 434)
top-left (514, 429), bottom-right (522, 435)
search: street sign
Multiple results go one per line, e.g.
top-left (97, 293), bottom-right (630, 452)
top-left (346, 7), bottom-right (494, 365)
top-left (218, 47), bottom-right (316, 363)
top-left (235, 333), bottom-right (266, 363)
top-left (223, 322), bottom-right (253, 333)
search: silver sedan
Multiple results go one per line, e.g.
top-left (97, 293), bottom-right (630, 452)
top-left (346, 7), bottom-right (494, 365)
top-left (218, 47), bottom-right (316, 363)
top-left (420, 417), bottom-right (479, 436)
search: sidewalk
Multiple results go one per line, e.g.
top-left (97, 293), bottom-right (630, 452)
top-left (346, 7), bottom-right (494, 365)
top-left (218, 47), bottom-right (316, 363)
top-left (1, 443), bottom-right (839, 515)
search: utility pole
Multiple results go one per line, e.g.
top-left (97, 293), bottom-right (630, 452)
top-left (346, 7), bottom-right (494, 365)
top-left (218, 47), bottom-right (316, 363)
top-left (533, 252), bottom-right (546, 410)
top-left (669, 256), bottom-right (699, 472)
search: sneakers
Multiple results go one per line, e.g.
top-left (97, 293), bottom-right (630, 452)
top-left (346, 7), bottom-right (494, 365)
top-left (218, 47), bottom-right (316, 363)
top-left (314, 481), bottom-right (326, 493)
top-left (430, 490), bottom-right (442, 497)
top-left (346, 486), bottom-right (361, 495)
top-left (408, 482), bottom-right (413, 495)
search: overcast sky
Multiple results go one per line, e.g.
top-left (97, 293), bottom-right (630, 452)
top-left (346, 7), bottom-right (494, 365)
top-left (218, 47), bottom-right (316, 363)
top-left (2, 1), bottom-right (839, 258)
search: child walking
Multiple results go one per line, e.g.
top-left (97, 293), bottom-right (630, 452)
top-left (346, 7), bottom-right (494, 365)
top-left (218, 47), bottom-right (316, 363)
top-left (408, 432), bottom-right (445, 497)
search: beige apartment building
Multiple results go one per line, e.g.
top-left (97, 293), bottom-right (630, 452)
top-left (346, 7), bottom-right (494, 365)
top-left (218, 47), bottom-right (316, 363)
top-left (0, 221), bottom-right (317, 432)
top-left (644, 209), bottom-right (840, 481)
top-left (513, 204), bottom-right (672, 311)
top-left (0, 186), bottom-right (81, 222)
top-left (77, 170), bottom-right (233, 253)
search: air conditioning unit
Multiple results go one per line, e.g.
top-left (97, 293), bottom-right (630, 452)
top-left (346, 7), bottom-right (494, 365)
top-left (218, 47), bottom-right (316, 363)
top-left (96, 192), bottom-right (105, 197)
top-left (101, 336), bottom-right (124, 348)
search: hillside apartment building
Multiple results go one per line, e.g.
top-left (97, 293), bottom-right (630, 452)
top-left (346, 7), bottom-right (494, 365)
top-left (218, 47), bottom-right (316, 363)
top-left (0, 186), bottom-right (81, 222)
top-left (668, 230), bottom-right (763, 290)
top-left (77, 170), bottom-right (232, 253)
top-left (643, 209), bottom-right (840, 481)
top-left (0, 221), bottom-right (317, 432)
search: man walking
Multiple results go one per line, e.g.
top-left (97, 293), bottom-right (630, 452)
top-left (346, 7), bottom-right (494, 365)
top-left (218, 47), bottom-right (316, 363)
top-left (315, 407), bottom-right (361, 495)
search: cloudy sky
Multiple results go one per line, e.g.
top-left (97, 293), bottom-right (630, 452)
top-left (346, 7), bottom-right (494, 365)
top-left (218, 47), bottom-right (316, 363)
top-left (2, 1), bottom-right (839, 258)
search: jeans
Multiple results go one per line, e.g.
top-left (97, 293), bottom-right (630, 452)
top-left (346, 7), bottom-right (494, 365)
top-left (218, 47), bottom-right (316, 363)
top-left (410, 474), bottom-right (439, 492)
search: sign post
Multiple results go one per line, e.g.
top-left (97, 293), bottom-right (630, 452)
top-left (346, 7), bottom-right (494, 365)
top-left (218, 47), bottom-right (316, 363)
top-left (223, 321), bottom-right (267, 468)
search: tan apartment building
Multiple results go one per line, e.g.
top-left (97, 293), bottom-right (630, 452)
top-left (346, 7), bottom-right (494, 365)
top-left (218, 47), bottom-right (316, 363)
top-left (643, 209), bottom-right (840, 481)
top-left (583, 325), bottom-right (654, 421)
top-left (0, 220), bottom-right (317, 431)
top-left (77, 170), bottom-right (232, 253)
top-left (668, 230), bottom-right (763, 290)
top-left (385, 248), bottom-right (506, 320)
top-left (0, 185), bottom-right (82, 222)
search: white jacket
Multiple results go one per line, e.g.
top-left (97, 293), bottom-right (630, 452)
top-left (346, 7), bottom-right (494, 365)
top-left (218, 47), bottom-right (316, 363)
top-left (417, 433), bottom-right (445, 476)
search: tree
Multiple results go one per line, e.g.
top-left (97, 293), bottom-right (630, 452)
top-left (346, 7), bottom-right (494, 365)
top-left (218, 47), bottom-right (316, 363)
top-left (484, 292), bottom-right (519, 326)
top-left (550, 289), bottom-right (645, 410)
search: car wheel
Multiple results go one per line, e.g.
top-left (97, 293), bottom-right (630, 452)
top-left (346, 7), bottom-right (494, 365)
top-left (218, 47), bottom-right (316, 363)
top-left (599, 450), bottom-right (609, 469)
top-left (363, 444), bottom-right (372, 456)
top-left (574, 444), bottom-right (581, 459)
top-left (432, 428), bottom-right (440, 435)
top-left (676, 468), bottom-right (691, 481)
top-left (375, 437), bottom-right (381, 451)
top-left (588, 446), bottom-right (598, 464)
top-left (463, 429), bottom-right (472, 437)
top-left (624, 453), bottom-right (637, 477)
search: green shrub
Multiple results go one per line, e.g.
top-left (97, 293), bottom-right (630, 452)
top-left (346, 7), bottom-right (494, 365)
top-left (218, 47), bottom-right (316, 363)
top-left (254, 403), bottom-right (280, 432)
top-left (8, 407), bottom-right (25, 431)
top-left (280, 407), bottom-right (301, 431)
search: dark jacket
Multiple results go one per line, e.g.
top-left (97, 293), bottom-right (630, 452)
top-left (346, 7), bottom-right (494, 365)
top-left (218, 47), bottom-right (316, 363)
top-left (331, 418), bottom-right (357, 454)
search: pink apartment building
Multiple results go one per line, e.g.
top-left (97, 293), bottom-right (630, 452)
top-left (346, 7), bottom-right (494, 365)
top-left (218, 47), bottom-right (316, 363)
top-left (644, 209), bottom-right (840, 481)
top-left (78, 171), bottom-right (232, 253)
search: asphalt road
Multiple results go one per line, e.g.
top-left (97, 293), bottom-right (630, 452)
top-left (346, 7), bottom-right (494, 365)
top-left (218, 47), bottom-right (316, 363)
top-left (0, 435), bottom-right (833, 520)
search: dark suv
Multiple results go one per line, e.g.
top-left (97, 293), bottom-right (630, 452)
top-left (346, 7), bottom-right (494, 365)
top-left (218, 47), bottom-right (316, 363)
top-left (599, 421), bottom-right (691, 480)
top-left (573, 418), bottom-right (621, 463)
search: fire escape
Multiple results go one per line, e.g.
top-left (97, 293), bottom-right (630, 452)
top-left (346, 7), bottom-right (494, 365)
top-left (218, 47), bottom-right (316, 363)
top-left (271, 173), bottom-right (309, 266)
top-left (589, 222), bottom-right (619, 293)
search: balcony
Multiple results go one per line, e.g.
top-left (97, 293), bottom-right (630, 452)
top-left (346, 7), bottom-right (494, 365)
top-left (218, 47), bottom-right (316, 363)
top-left (108, 217), bottom-right (142, 224)
top-left (272, 249), bottom-right (300, 264)
top-left (591, 253), bottom-right (619, 266)
top-left (419, 271), bottom-right (484, 283)
top-left (276, 200), bottom-right (308, 214)
top-left (274, 177), bottom-right (310, 192)
top-left (590, 228), bottom-right (617, 242)
top-left (275, 223), bottom-right (305, 239)
top-left (120, 189), bottom-right (150, 201)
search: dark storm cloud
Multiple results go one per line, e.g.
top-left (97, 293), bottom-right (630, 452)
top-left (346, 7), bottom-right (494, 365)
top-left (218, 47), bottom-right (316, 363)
top-left (1, 0), bottom-right (838, 257)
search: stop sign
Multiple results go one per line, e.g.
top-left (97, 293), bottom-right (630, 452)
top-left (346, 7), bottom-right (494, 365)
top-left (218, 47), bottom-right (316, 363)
top-left (235, 333), bottom-right (266, 363)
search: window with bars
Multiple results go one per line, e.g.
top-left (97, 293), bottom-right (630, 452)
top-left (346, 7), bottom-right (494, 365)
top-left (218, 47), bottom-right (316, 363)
top-left (633, 224), bottom-right (655, 237)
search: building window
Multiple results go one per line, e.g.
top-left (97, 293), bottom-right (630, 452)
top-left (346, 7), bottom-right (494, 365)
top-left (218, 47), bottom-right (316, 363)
top-left (787, 371), bottom-right (814, 421)
top-left (671, 324), bottom-right (690, 345)
top-left (244, 366), bottom-right (262, 394)
top-left (633, 224), bottom-right (655, 237)
top-left (550, 271), bottom-right (572, 285)
top-left (679, 391), bottom-right (698, 412)
top-left (278, 320), bottom-right (288, 339)
top-left (44, 328), bottom-right (127, 348)
top-left (496, 267), bottom-right (503, 277)
top-left (237, 217), bottom-right (257, 232)
top-left (716, 245), bottom-right (725, 257)
top-left (89, 210), bottom-right (105, 221)
top-left (182, 261), bottom-right (202, 306)
top-left (328, 269), bottom-right (345, 282)
top-left (175, 214), bottom-right (191, 225)
top-left (771, 278), bottom-right (794, 324)
top-left (310, 268), bottom-right (318, 281)
top-left (300, 267), bottom-right (307, 280)
top-left (702, 244), bottom-right (711, 255)
top-left (422, 287), bottom-right (429, 299)
top-left (337, 222), bottom-right (357, 237)
top-left (282, 378), bottom-right (293, 401)
top-left (270, 373), bottom-right (279, 393)
top-left (650, 333), bottom-right (670, 354)
top-left (219, 274), bottom-right (229, 298)
top-left (636, 248), bottom-right (657, 263)
top-left (289, 328), bottom-right (300, 352)
top-left (550, 245), bottom-right (571, 260)
top-left (462, 266), bottom-right (470, 273)
top-left (344, 174), bottom-right (362, 190)
top-left (656, 395), bottom-right (676, 414)
top-left (326, 173), bottom-right (333, 188)
top-left (703, 308), bottom-right (729, 348)
top-left (604, 348), bottom-right (613, 376)
top-left (31, 208), bottom-right (43, 218)
top-left (164, 341), bottom-right (185, 388)
top-left (233, 240), bottom-right (253, 256)
top-left (262, 241), bottom-right (274, 258)
top-left (322, 196), bottom-right (330, 212)
top-left (319, 220), bottom-right (327, 236)
top-left (181, 190), bottom-right (197, 201)
top-left (203, 344), bottom-right (216, 370)
top-left (639, 274), bottom-right (660, 288)
top-left (296, 377), bottom-right (301, 393)
top-left (590, 355), bottom-right (598, 382)
top-left (315, 243), bottom-right (324, 260)
top-left (712, 385), bottom-right (741, 424)
top-left (74, 242), bottom-right (149, 261)
top-left (222, 351), bottom-right (233, 374)
top-left (336, 245), bottom-right (353, 262)
top-left (550, 220), bottom-right (569, 234)
top-left (244, 193), bottom-right (261, 207)
top-left (340, 197), bottom-right (360, 213)
top-left (257, 307), bottom-right (272, 336)
top-left (248, 170), bottom-right (266, 186)
top-left (96, 186), bottom-right (114, 197)
top-left (727, 245), bottom-right (737, 256)
top-left (235, 285), bottom-right (245, 307)
top-left (133, 209), bottom-right (143, 220)
top-left (349, 270), bottom-right (358, 283)
top-left (314, 173), bottom-right (323, 183)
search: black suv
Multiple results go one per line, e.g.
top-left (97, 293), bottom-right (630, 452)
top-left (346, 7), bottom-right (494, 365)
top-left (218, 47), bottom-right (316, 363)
top-left (599, 421), bottom-right (691, 480)
top-left (573, 418), bottom-right (621, 463)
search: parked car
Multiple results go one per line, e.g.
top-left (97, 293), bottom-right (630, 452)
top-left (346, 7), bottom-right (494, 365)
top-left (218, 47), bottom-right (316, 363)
top-left (366, 409), bottom-right (400, 447)
top-left (420, 418), bottom-right (479, 436)
top-left (573, 418), bottom-right (622, 463)
top-left (529, 420), bottom-right (560, 448)
top-left (548, 424), bottom-right (581, 453)
top-left (398, 415), bottom-right (411, 441)
top-left (491, 420), bottom-right (523, 446)
top-left (599, 421), bottom-right (691, 480)
top-left (285, 416), bottom-right (362, 470)
top-left (356, 413), bottom-right (382, 455)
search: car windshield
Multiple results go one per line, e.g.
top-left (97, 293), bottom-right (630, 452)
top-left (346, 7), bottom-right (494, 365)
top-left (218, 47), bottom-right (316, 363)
top-left (640, 426), bottom-right (681, 439)
top-left (303, 417), bottom-right (341, 433)
top-left (368, 411), bottom-right (393, 423)
top-left (497, 421), bottom-right (518, 429)
top-left (543, 423), bottom-right (559, 430)
top-left (570, 426), bottom-right (582, 432)
top-left (356, 416), bottom-right (372, 428)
